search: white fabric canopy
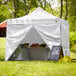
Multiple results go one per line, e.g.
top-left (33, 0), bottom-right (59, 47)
top-left (5, 7), bottom-right (70, 61)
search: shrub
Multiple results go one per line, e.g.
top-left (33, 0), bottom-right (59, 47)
top-left (70, 32), bottom-right (76, 51)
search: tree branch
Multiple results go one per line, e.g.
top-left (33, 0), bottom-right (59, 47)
top-left (6, 4), bottom-right (12, 14)
top-left (44, 0), bottom-right (46, 10)
top-left (60, 0), bottom-right (63, 18)
top-left (65, 0), bottom-right (68, 20)
top-left (4, 1), bottom-right (13, 17)
top-left (48, 2), bottom-right (54, 15)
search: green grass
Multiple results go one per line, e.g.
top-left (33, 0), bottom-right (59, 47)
top-left (0, 38), bottom-right (76, 76)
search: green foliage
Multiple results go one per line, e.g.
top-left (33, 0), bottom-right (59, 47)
top-left (0, 1), bottom-right (12, 22)
top-left (68, 16), bottom-right (76, 31)
top-left (70, 32), bottom-right (76, 52)
top-left (57, 0), bottom-right (76, 31)
top-left (67, 0), bottom-right (76, 31)
top-left (0, 14), bottom-right (6, 22)
top-left (45, 5), bottom-right (52, 14)
top-left (29, 7), bottom-right (37, 14)
top-left (70, 32), bottom-right (76, 46)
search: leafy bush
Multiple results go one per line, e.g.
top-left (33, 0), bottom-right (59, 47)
top-left (70, 32), bottom-right (76, 51)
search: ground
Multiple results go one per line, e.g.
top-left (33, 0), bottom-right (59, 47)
top-left (0, 38), bottom-right (76, 76)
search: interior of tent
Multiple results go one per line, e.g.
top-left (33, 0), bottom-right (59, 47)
top-left (5, 7), bottom-right (70, 61)
top-left (0, 21), bottom-right (7, 37)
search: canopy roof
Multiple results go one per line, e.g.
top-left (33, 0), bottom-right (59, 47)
top-left (24, 7), bottom-right (57, 19)
top-left (8, 7), bottom-right (67, 25)
top-left (18, 7), bottom-right (58, 19)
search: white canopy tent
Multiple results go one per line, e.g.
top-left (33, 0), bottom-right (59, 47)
top-left (5, 7), bottom-right (70, 61)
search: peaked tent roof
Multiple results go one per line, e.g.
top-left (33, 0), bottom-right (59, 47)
top-left (24, 7), bottom-right (58, 20)
top-left (1, 7), bottom-right (68, 26)
top-left (7, 7), bottom-right (68, 25)
top-left (8, 7), bottom-right (64, 25)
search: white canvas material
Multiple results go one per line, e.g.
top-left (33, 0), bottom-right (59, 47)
top-left (5, 7), bottom-right (70, 61)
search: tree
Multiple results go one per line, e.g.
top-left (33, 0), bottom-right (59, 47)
top-left (0, 0), bottom-right (12, 22)
top-left (38, 0), bottom-right (44, 8)
top-left (44, 0), bottom-right (46, 10)
top-left (60, 0), bottom-right (63, 18)
top-left (65, 0), bottom-right (76, 31)
top-left (23, 0), bottom-right (27, 15)
top-left (4, 0), bottom-right (17, 18)
top-left (48, 2), bottom-right (54, 15)
top-left (12, 0), bottom-right (16, 18)
top-left (65, 0), bottom-right (68, 20)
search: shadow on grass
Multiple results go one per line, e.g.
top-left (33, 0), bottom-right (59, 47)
top-left (71, 59), bottom-right (76, 63)
top-left (0, 48), bottom-right (5, 61)
top-left (0, 58), bottom-right (76, 63)
top-left (0, 58), bottom-right (5, 61)
top-left (71, 50), bottom-right (76, 53)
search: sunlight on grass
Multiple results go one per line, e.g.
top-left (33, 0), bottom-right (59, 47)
top-left (0, 38), bottom-right (76, 76)
top-left (0, 38), bottom-right (6, 49)
top-left (0, 61), bottom-right (76, 76)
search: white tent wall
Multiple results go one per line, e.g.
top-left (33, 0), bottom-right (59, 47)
top-left (34, 23), bottom-right (61, 48)
top-left (5, 7), bottom-right (70, 61)
top-left (5, 23), bottom-right (32, 61)
top-left (60, 20), bottom-right (70, 56)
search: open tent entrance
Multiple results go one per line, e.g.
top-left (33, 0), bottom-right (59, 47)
top-left (9, 27), bottom-right (50, 61)
top-left (21, 27), bottom-right (45, 45)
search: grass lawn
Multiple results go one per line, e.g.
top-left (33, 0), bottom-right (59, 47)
top-left (0, 38), bottom-right (76, 76)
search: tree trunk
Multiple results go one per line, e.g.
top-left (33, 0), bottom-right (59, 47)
top-left (12, 0), bottom-right (16, 18)
top-left (65, 0), bottom-right (68, 20)
top-left (23, 0), bottom-right (28, 15)
top-left (44, 0), bottom-right (46, 10)
top-left (60, 0), bottom-right (63, 18)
